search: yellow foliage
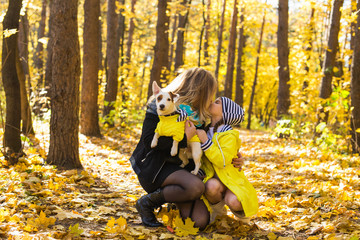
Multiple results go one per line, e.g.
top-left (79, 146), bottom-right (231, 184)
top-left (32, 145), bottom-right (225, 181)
top-left (174, 216), bottom-right (199, 237)
top-left (105, 217), bottom-right (127, 234)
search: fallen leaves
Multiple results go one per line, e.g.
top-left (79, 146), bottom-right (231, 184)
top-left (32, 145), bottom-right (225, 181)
top-left (0, 123), bottom-right (359, 239)
top-left (173, 216), bottom-right (199, 237)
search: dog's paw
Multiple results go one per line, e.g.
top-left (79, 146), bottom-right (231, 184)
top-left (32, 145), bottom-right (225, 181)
top-left (191, 170), bottom-right (198, 175)
top-left (151, 140), bottom-right (158, 148)
top-left (170, 147), bottom-right (178, 156)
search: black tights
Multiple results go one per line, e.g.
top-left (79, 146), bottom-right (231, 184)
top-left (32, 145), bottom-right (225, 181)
top-left (161, 170), bottom-right (210, 229)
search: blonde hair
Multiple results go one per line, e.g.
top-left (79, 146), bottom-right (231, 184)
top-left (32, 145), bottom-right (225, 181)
top-left (164, 68), bottom-right (217, 124)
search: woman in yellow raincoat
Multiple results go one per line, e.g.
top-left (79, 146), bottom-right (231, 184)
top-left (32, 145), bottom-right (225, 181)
top-left (196, 97), bottom-right (258, 223)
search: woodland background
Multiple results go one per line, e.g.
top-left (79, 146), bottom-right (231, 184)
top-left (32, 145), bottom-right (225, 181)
top-left (0, 0), bottom-right (360, 239)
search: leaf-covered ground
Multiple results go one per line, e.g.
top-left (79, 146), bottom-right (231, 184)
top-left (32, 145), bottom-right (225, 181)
top-left (0, 121), bottom-right (359, 239)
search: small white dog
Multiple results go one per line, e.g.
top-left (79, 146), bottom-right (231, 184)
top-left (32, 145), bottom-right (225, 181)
top-left (151, 81), bottom-right (202, 175)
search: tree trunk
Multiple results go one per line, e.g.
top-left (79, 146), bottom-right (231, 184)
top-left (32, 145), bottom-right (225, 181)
top-left (16, 49), bottom-right (34, 136)
top-left (224, 0), bottom-right (238, 99)
top-left (148, 0), bottom-right (170, 98)
top-left (203, 0), bottom-right (211, 66)
top-left (235, 7), bottom-right (245, 107)
top-left (174, 0), bottom-right (191, 72)
top-left (81, 0), bottom-right (101, 137)
top-left (349, 0), bottom-right (357, 72)
top-left (103, 0), bottom-right (119, 124)
top-left (1, 0), bottom-right (23, 164)
top-left (318, 0), bottom-right (343, 123)
top-left (169, 13), bottom-right (178, 71)
top-left (47, 0), bottom-right (82, 170)
top-left (215, 0), bottom-right (226, 82)
top-left (198, 0), bottom-right (206, 67)
top-left (18, 12), bottom-right (31, 92)
top-left (34, 0), bottom-right (47, 88)
top-left (117, 0), bottom-right (127, 104)
top-left (126, 0), bottom-right (136, 63)
top-left (277, 0), bottom-right (290, 118)
top-left (44, 0), bottom-right (53, 97)
top-left (247, 13), bottom-right (266, 130)
top-left (350, 0), bottom-right (360, 153)
top-left (302, 6), bottom-right (315, 95)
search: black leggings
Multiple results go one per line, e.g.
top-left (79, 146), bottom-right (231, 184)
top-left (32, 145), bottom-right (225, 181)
top-left (161, 170), bottom-right (210, 229)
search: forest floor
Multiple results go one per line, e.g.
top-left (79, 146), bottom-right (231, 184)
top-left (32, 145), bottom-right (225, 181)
top-left (0, 119), bottom-right (360, 240)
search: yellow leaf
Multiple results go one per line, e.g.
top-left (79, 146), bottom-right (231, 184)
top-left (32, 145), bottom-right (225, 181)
top-left (69, 223), bottom-right (84, 237)
top-left (267, 232), bottom-right (278, 240)
top-left (174, 216), bottom-right (199, 237)
top-left (356, 128), bottom-right (360, 133)
top-left (105, 217), bottom-right (127, 234)
top-left (0, 208), bottom-right (9, 222)
top-left (34, 211), bottom-right (56, 229)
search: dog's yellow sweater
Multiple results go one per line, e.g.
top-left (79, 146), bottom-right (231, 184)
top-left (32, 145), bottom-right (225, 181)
top-left (155, 114), bottom-right (185, 142)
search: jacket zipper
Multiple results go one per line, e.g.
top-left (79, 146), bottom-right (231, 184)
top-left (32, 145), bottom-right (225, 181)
top-left (152, 160), bottom-right (166, 183)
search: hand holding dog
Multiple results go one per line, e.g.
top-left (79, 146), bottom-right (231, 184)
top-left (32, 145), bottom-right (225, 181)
top-left (185, 120), bottom-right (197, 141)
top-left (196, 129), bottom-right (208, 144)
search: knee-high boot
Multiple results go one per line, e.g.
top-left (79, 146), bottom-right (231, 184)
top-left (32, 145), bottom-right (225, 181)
top-left (135, 188), bottom-right (165, 227)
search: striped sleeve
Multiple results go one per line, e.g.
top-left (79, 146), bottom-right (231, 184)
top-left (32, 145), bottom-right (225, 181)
top-left (201, 139), bottom-right (213, 151)
top-left (177, 109), bottom-right (188, 122)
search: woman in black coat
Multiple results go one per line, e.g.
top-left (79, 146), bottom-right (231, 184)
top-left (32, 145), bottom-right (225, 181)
top-left (130, 68), bottom-right (243, 229)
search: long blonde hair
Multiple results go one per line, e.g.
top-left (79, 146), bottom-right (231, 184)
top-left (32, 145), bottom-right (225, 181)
top-left (164, 68), bottom-right (217, 124)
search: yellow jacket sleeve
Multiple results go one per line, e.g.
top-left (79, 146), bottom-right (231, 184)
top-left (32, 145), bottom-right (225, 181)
top-left (202, 131), bottom-right (239, 169)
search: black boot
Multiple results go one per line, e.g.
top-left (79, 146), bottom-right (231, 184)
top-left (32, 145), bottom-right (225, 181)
top-left (135, 188), bottom-right (165, 227)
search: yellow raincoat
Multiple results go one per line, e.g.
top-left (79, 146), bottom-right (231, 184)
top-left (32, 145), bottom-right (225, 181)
top-left (201, 129), bottom-right (258, 217)
top-left (155, 114), bottom-right (185, 142)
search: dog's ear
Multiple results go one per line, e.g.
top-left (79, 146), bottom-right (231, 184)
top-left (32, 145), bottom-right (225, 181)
top-left (152, 81), bottom-right (161, 95)
top-left (170, 92), bottom-right (180, 102)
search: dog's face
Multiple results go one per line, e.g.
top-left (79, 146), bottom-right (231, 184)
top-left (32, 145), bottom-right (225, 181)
top-left (152, 81), bottom-right (179, 115)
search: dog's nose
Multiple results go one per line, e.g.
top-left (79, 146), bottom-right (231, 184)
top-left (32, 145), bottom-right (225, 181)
top-left (159, 104), bottom-right (165, 110)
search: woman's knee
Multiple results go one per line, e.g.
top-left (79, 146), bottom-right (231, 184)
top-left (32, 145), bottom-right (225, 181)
top-left (224, 192), bottom-right (243, 211)
top-left (205, 178), bottom-right (223, 197)
top-left (186, 178), bottom-right (205, 200)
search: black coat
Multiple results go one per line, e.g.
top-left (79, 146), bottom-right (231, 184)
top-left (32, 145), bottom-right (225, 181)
top-left (130, 100), bottom-right (188, 186)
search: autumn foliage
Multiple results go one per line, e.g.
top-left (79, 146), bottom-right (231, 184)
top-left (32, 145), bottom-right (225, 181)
top-left (0, 0), bottom-right (360, 239)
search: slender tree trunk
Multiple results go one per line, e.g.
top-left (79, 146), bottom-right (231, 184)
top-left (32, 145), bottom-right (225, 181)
top-left (198, 0), bottom-right (206, 67)
top-left (148, 0), bottom-right (170, 98)
top-left (350, 0), bottom-right (360, 153)
top-left (247, 13), bottom-right (266, 130)
top-left (126, 0), bottom-right (136, 63)
top-left (103, 0), bottom-right (119, 124)
top-left (18, 12), bottom-right (31, 92)
top-left (16, 50), bottom-right (34, 136)
top-left (215, 0), bottom-right (226, 82)
top-left (224, 0), bottom-right (238, 98)
top-left (235, 7), bottom-right (245, 107)
top-left (2, 0), bottom-right (23, 164)
top-left (81, 0), bottom-right (101, 137)
top-left (98, 10), bottom-right (103, 71)
top-left (318, 0), bottom-right (344, 123)
top-left (174, 0), bottom-right (191, 72)
top-left (277, 0), bottom-right (291, 118)
top-left (34, 0), bottom-right (47, 88)
top-left (47, 0), bottom-right (82, 170)
top-left (303, 5), bottom-right (315, 90)
top-left (117, 0), bottom-right (127, 104)
top-left (203, 0), bottom-right (211, 66)
top-left (44, 0), bottom-right (53, 97)
top-left (349, 0), bottom-right (357, 72)
top-left (169, 13), bottom-right (178, 71)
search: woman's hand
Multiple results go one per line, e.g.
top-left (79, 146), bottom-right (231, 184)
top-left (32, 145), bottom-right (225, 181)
top-left (196, 129), bottom-right (208, 144)
top-left (185, 120), bottom-right (197, 141)
top-left (232, 152), bottom-right (244, 171)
